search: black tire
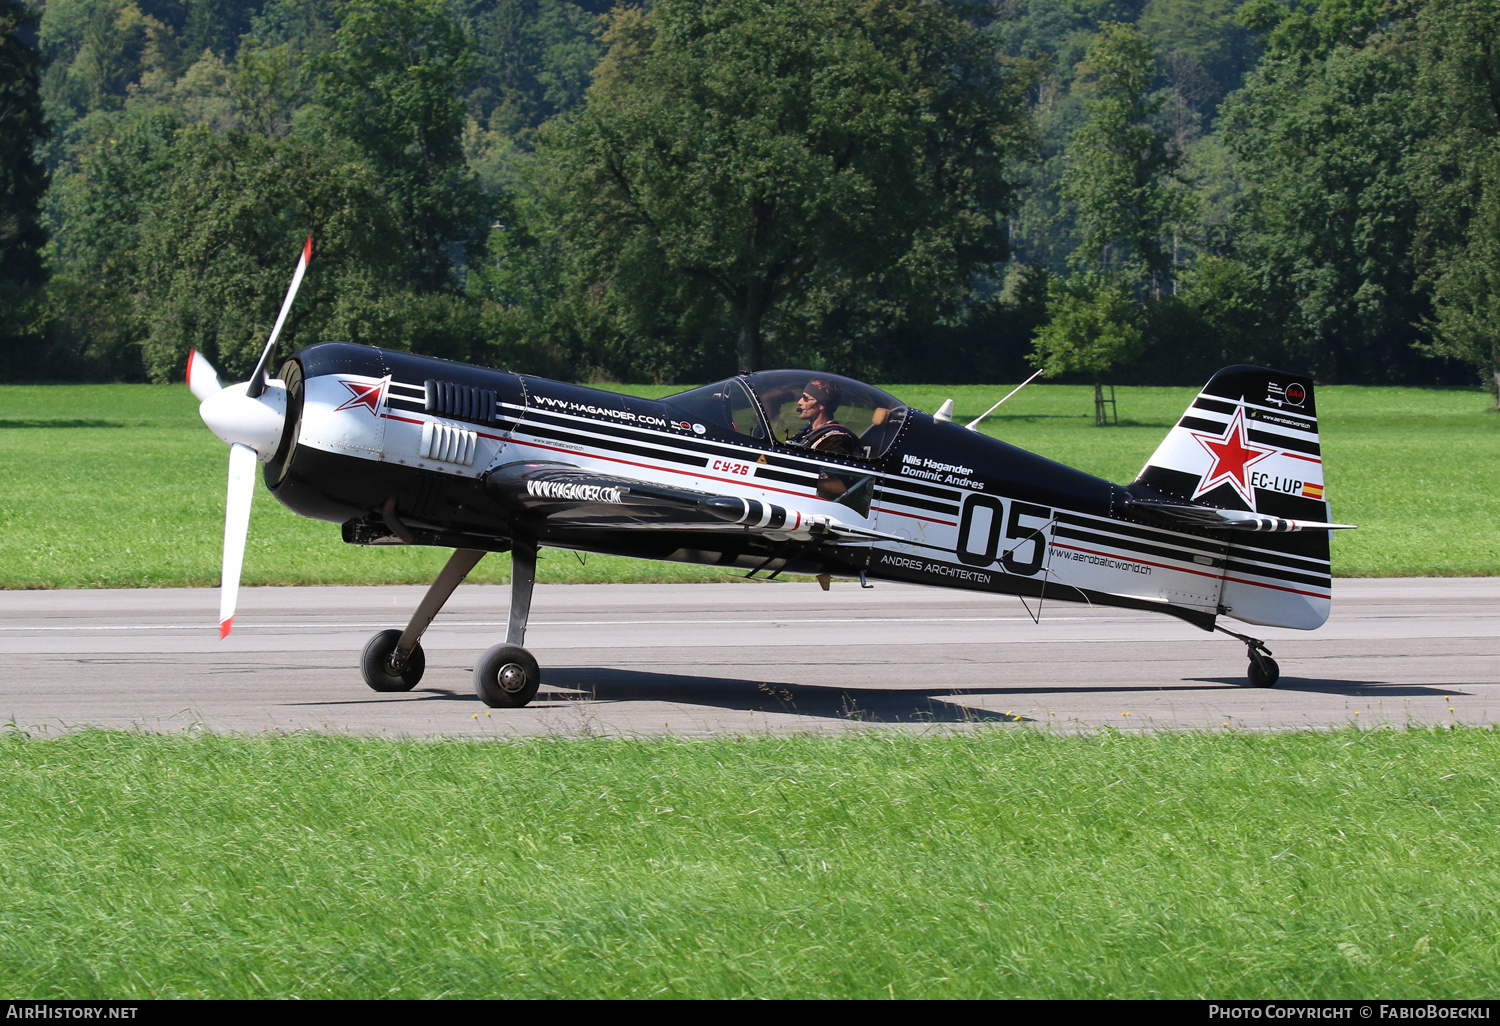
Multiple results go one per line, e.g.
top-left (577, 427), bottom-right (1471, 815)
top-left (1248, 656), bottom-right (1280, 688)
top-left (361, 629), bottom-right (424, 692)
top-left (473, 644), bottom-right (541, 708)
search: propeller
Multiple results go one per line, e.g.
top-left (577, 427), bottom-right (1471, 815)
top-left (187, 238), bottom-right (313, 637)
top-left (247, 236), bottom-right (312, 399)
top-left (185, 349), bottom-right (222, 402)
top-left (219, 442), bottom-right (257, 638)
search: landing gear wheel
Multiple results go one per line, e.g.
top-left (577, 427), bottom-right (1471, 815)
top-left (474, 644), bottom-right (541, 708)
top-left (361, 629), bottom-right (425, 692)
top-left (1218, 626), bottom-right (1279, 689)
top-left (1248, 655), bottom-right (1280, 688)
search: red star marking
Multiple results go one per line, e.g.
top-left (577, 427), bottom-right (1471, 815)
top-left (335, 376), bottom-right (389, 415)
top-left (1190, 405), bottom-right (1274, 506)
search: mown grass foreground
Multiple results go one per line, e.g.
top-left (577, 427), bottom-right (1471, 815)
top-left (2, 727), bottom-right (1497, 999)
top-left (0, 381), bottom-right (1495, 588)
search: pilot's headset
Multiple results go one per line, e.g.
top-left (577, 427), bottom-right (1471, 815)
top-left (805, 379), bottom-right (841, 417)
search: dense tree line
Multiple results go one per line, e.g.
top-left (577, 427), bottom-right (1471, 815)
top-left (0, 0), bottom-right (1495, 394)
top-left (0, 0), bottom-right (48, 380)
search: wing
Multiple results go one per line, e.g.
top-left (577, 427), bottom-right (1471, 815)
top-left (486, 461), bottom-right (941, 549)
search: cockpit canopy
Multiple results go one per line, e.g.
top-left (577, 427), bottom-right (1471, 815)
top-left (664, 370), bottom-right (908, 460)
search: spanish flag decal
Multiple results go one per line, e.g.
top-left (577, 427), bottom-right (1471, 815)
top-left (1302, 482), bottom-right (1324, 500)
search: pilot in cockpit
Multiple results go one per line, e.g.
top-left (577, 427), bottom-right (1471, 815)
top-left (789, 379), bottom-right (858, 456)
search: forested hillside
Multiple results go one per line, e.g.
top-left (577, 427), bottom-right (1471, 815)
top-left (0, 0), bottom-right (1495, 392)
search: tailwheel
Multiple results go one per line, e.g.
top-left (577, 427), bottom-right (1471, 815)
top-left (1248, 654), bottom-right (1280, 688)
top-left (361, 629), bottom-right (425, 692)
top-left (1216, 625), bottom-right (1279, 689)
top-left (474, 643), bottom-right (540, 708)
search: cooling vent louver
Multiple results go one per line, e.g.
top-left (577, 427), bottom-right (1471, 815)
top-left (420, 420), bottom-right (478, 466)
top-left (424, 379), bottom-right (497, 425)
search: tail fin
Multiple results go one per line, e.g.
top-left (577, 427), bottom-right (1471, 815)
top-left (1135, 366), bottom-right (1336, 630)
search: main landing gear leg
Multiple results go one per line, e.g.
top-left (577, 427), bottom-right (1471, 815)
top-left (361, 548), bottom-right (488, 693)
top-left (473, 535), bottom-right (541, 708)
top-left (1216, 625), bottom-right (1280, 688)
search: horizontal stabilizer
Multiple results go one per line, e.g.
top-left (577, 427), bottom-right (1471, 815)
top-left (1128, 498), bottom-right (1355, 533)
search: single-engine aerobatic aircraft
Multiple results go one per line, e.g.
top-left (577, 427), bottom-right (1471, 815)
top-left (189, 242), bottom-right (1353, 707)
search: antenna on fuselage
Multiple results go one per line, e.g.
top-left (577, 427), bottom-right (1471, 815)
top-left (965, 368), bottom-right (1044, 433)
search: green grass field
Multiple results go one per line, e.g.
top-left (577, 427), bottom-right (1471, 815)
top-left (2, 727), bottom-right (1496, 999)
top-left (1, 380), bottom-right (1495, 587)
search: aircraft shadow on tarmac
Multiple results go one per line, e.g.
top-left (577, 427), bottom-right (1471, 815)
top-left (1187, 677), bottom-right (1473, 697)
top-left (541, 667), bottom-right (1031, 723)
top-left (305, 668), bottom-right (1033, 723)
top-left (296, 671), bottom-right (1474, 722)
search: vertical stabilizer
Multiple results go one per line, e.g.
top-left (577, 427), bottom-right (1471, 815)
top-left (1135, 366), bottom-right (1335, 629)
top-left (1137, 366), bottom-right (1325, 515)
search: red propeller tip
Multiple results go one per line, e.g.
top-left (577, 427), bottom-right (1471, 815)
top-left (219, 617), bottom-right (233, 639)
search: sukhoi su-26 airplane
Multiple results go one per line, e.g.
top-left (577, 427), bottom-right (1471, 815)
top-left (189, 242), bottom-right (1353, 707)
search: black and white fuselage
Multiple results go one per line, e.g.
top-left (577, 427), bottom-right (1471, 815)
top-left (268, 343), bottom-right (1339, 636)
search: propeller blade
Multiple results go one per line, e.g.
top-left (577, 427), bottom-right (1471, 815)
top-left (219, 441), bottom-right (258, 638)
top-left (186, 349), bottom-right (223, 401)
top-left (245, 236), bottom-right (313, 399)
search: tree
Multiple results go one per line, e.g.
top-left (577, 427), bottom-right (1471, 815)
top-left (1176, 255), bottom-right (1281, 366)
top-left (51, 117), bottom-right (422, 381)
top-left (1410, 0), bottom-right (1500, 400)
top-left (450, 0), bottom-right (602, 139)
top-left (317, 0), bottom-right (487, 292)
top-left (131, 128), bottom-right (413, 379)
top-left (1139, 0), bottom-right (1261, 124)
top-left (1029, 271), bottom-right (1145, 423)
top-left (1421, 186), bottom-right (1500, 401)
top-left (0, 0), bottom-right (49, 380)
top-left (535, 0), bottom-right (1035, 375)
top-left (44, 107), bottom-right (178, 380)
top-left (1032, 22), bottom-right (1178, 416)
top-left (1062, 22), bottom-right (1186, 288)
top-left (1220, 0), bottom-right (1445, 383)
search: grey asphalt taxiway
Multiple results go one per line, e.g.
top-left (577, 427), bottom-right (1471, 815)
top-left (1, 578), bottom-right (1495, 736)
